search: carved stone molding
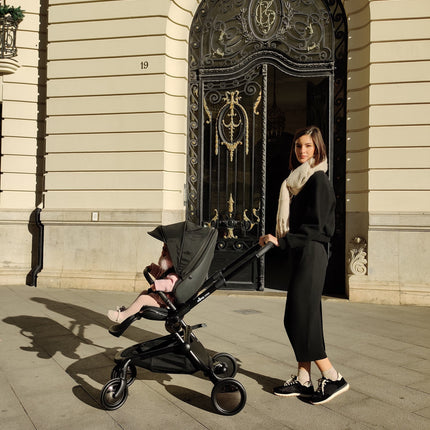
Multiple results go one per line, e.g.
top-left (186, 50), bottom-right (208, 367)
top-left (348, 236), bottom-right (367, 276)
top-left (0, 57), bottom-right (19, 74)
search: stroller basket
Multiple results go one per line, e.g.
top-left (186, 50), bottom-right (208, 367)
top-left (118, 333), bottom-right (203, 374)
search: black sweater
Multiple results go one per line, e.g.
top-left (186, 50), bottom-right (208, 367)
top-left (278, 171), bottom-right (336, 250)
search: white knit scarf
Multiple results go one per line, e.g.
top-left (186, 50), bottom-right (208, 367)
top-left (276, 158), bottom-right (328, 238)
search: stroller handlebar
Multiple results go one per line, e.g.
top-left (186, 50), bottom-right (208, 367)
top-left (143, 267), bottom-right (155, 285)
top-left (256, 241), bottom-right (275, 258)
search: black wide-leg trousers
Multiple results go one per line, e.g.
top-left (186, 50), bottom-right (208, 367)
top-left (283, 241), bottom-right (328, 362)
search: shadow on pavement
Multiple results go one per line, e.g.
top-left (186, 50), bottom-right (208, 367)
top-left (3, 297), bottom-right (220, 413)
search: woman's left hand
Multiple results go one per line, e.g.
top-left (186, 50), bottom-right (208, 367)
top-left (259, 234), bottom-right (279, 247)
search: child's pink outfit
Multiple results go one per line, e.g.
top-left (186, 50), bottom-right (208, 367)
top-left (108, 270), bottom-right (179, 323)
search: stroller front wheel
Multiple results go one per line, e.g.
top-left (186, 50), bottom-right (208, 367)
top-left (212, 352), bottom-right (238, 379)
top-left (111, 363), bottom-right (137, 386)
top-left (100, 378), bottom-right (128, 410)
top-left (211, 378), bottom-right (247, 416)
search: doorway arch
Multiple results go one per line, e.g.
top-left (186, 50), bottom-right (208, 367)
top-left (186, 0), bottom-right (347, 295)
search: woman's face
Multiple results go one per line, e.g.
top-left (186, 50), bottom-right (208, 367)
top-left (295, 134), bottom-right (316, 164)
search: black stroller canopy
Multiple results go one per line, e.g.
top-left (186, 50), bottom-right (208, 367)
top-left (148, 221), bottom-right (216, 280)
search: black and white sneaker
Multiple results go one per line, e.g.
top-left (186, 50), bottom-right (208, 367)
top-left (310, 374), bottom-right (349, 405)
top-left (274, 376), bottom-right (314, 397)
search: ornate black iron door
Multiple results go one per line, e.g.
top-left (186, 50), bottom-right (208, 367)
top-left (187, 0), bottom-right (348, 292)
top-left (200, 66), bottom-right (267, 289)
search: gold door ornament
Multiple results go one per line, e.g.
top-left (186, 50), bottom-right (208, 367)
top-left (215, 90), bottom-right (249, 162)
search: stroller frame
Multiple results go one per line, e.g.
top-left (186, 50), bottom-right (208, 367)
top-left (100, 223), bottom-right (273, 416)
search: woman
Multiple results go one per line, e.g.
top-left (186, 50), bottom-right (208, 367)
top-left (259, 125), bottom-right (349, 405)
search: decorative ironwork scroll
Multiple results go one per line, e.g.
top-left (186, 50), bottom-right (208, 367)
top-left (215, 90), bottom-right (249, 161)
top-left (201, 65), bottom-right (264, 246)
top-left (190, 0), bottom-right (334, 72)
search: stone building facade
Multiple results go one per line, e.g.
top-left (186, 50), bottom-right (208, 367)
top-left (0, 0), bottom-right (429, 305)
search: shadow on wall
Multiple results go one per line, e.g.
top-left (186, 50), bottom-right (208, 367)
top-left (26, 208), bottom-right (44, 287)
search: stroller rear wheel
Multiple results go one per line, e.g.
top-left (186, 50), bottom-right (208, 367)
top-left (211, 378), bottom-right (247, 416)
top-left (212, 353), bottom-right (237, 379)
top-left (111, 363), bottom-right (137, 386)
top-left (100, 378), bottom-right (128, 410)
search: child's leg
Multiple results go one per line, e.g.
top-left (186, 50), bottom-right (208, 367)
top-left (108, 292), bottom-right (160, 323)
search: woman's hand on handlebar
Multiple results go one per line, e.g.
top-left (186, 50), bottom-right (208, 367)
top-left (259, 234), bottom-right (279, 247)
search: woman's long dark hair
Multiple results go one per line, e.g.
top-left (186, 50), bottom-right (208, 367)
top-left (289, 125), bottom-right (327, 170)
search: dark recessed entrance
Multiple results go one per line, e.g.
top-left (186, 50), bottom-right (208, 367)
top-left (187, 0), bottom-right (347, 296)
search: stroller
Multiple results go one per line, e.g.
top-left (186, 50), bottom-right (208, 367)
top-left (100, 221), bottom-right (273, 416)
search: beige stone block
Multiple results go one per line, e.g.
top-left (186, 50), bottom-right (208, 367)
top-left (1, 173), bottom-right (36, 191)
top-left (398, 231), bottom-right (430, 285)
top-left (16, 0), bottom-right (40, 14)
top-left (164, 172), bottom-right (186, 191)
top-left (44, 171), bottom-right (185, 192)
top-left (11, 47), bottom-right (41, 68)
top-left (347, 45), bottom-right (370, 72)
top-left (370, 0), bottom-right (430, 20)
top-left (400, 285), bottom-right (430, 306)
top-left (45, 131), bottom-right (185, 154)
top-left (49, 17), bottom-right (169, 41)
top-left (47, 75), bottom-right (187, 97)
top-left (3, 66), bottom-right (39, 85)
top-left (1, 137), bottom-right (38, 156)
top-left (49, 0), bottom-right (171, 23)
top-left (0, 211), bottom-right (33, 276)
top-left (47, 93), bottom-right (187, 116)
top-left (2, 119), bottom-right (38, 138)
top-left (371, 19), bottom-right (430, 42)
top-left (46, 112), bottom-right (186, 135)
top-left (346, 172), bottom-right (368, 193)
top-left (16, 30), bottom-right (40, 50)
top-left (348, 276), bottom-right (401, 305)
top-left (369, 125), bottom-right (430, 147)
top-left (45, 152), bottom-right (185, 172)
top-left (166, 18), bottom-right (190, 40)
top-left (369, 170), bottom-right (430, 190)
top-left (370, 61), bottom-right (430, 84)
top-left (3, 101), bottom-right (38, 120)
top-left (47, 55), bottom-right (188, 79)
top-left (369, 147), bottom-right (430, 169)
top-left (370, 104), bottom-right (430, 126)
top-left (16, 15), bottom-right (40, 33)
top-left (0, 191), bottom-right (36, 209)
top-left (346, 150), bottom-right (368, 172)
top-left (347, 67), bottom-right (370, 92)
top-left (370, 83), bottom-right (430, 104)
top-left (347, 88), bottom-right (369, 111)
top-left (371, 40), bottom-right (430, 63)
top-left (345, 0), bottom-right (370, 30)
top-left (48, 36), bottom-right (187, 61)
top-left (369, 191), bottom-right (430, 212)
top-left (168, 0), bottom-right (195, 26)
top-left (44, 171), bottom-right (162, 191)
top-left (345, 192), bottom-right (368, 213)
top-left (346, 129), bottom-right (369, 152)
top-left (3, 83), bottom-right (39, 102)
top-left (43, 190), bottom-right (183, 210)
top-left (344, 0), bottom-right (369, 17)
top-left (1, 155), bottom-right (36, 173)
top-left (348, 24), bottom-right (370, 51)
top-left (347, 107), bottom-right (370, 131)
top-left (368, 229), bottom-right (399, 281)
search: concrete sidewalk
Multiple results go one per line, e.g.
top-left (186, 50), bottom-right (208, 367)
top-left (0, 284), bottom-right (429, 430)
